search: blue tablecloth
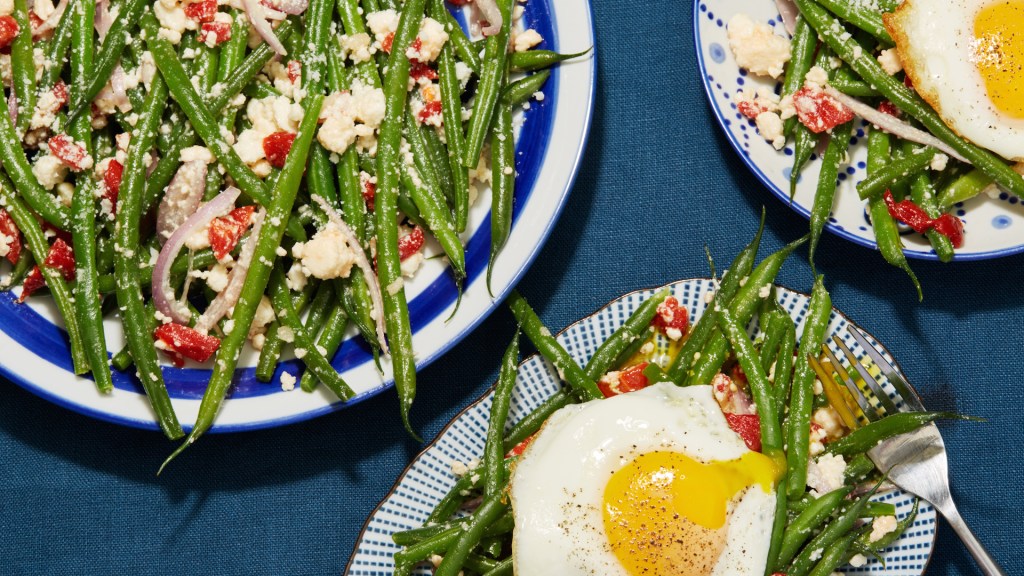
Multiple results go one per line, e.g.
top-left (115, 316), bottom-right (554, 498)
top-left (2, 1), bottom-right (1021, 574)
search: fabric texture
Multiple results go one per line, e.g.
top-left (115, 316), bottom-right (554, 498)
top-left (0, 1), bottom-right (1021, 574)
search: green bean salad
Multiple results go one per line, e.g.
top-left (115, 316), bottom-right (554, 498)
top-left (726, 0), bottom-right (1024, 295)
top-left (0, 0), bottom-right (579, 465)
top-left (392, 222), bottom-right (964, 576)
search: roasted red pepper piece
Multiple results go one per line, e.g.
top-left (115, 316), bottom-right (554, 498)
top-left (409, 61), bottom-right (438, 82)
top-left (598, 362), bottom-right (650, 397)
top-left (417, 100), bottom-right (442, 124)
top-left (199, 21), bottom-right (231, 45)
top-left (44, 238), bottom-right (76, 281)
top-left (0, 15), bottom-right (19, 49)
top-left (154, 323), bottom-right (221, 365)
top-left (878, 100), bottom-right (900, 117)
top-left (793, 87), bottom-right (854, 133)
top-left (184, 0), bottom-right (218, 22)
top-left (48, 134), bottom-right (92, 171)
top-left (362, 178), bottom-right (376, 211)
top-left (506, 433), bottom-right (536, 459)
top-left (102, 159), bottom-right (123, 213)
top-left (725, 413), bottom-right (762, 452)
top-left (381, 32), bottom-right (394, 54)
top-left (397, 227), bottom-right (425, 261)
top-left (18, 266), bottom-right (45, 302)
top-left (737, 99), bottom-right (769, 120)
top-left (0, 209), bottom-right (22, 265)
top-left (262, 131), bottom-right (296, 168)
top-left (287, 60), bottom-right (301, 84)
top-left (209, 205), bottom-right (255, 260)
top-left (652, 296), bottom-right (689, 338)
top-left (883, 190), bottom-right (964, 248)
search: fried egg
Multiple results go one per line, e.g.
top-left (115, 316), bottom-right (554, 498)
top-left (508, 383), bottom-right (783, 576)
top-left (885, 0), bottom-right (1024, 160)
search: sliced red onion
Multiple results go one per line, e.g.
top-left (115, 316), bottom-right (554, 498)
top-left (261, 0), bottom-right (307, 16)
top-left (33, 0), bottom-right (69, 36)
top-left (94, 0), bottom-right (113, 40)
top-left (244, 0), bottom-right (287, 55)
top-left (152, 187), bottom-right (241, 325)
top-left (475, 0), bottom-right (502, 37)
top-left (824, 87), bottom-right (968, 164)
top-left (108, 65), bottom-right (133, 112)
top-left (194, 208), bottom-right (266, 334)
top-left (156, 160), bottom-right (208, 243)
top-left (775, 0), bottom-right (799, 35)
top-left (313, 196), bottom-right (389, 355)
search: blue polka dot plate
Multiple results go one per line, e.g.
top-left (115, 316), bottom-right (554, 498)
top-left (695, 0), bottom-right (1024, 261)
top-left (345, 279), bottom-right (936, 575)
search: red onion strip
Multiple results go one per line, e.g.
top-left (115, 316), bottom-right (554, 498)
top-left (775, 0), bottom-right (799, 35)
top-left (243, 0), bottom-right (287, 55)
top-left (261, 0), bottom-right (307, 16)
top-left (33, 0), bottom-right (69, 36)
top-left (156, 160), bottom-right (208, 243)
top-left (824, 87), bottom-right (968, 164)
top-left (94, 0), bottom-right (113, 39)
top-left (312, 196), bottom-right (389, 355)
top-left (475, 0), bottom-right (502, 37)
top-left (152, 187), bottom-right (241, 325)
top-left (195, 208), bottom-right (266, 334)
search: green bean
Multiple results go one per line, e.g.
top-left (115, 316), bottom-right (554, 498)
top-left (484, 331), bottom-right (519, 498)
top-left (499, 70), bottom-right (551, 108)
top-left (39, 3), bottom-right (76, 89)
top-left (856, 148), bottom-right (937, 200)
top-left (781, 17), bottom-right (817, 137)
top-left (666, 212), bottom-right (764, 383)
top-left (787, 484), bottom-right (881, 576)
top-left (865, 501), bottom-right (897, 517)
top-left (438, 7), bottom-right (480, 72)
top-left (502, 389), bottom-right (572, 454)
top-left (815, 0), bottom-right (893, 45)
top-left (302, 280), bottom-right (335, 337)
top-left (69, 0), bottom-right (112, 394)
top-left (481, 558), bottom-right (513, 576)
top-left (866, 129), bottom-right (922, 300)
top-left (717, 308), bottom-right (783, 451)
top-left (433, 493), bottom-right (509, 576)
top-left (111, 75), bottom-right (184, 440)
top-left (269, 272), bottom-right (356, 400)
top-left (809, 120), bottom-right (854, 266)
top-left (776, 486), bottom-right (852, 569)
top-left (686, 234), bottom-right (807, 387)
top-left (429, 0), bottom-right (470, 232)
top-left (68, 0), bottom-right (148, 120)
top-left (808, 528), bottom-right (866, 576)
top-left (509, 48), bottom-right (590, 72)
top-left (508, 291), bottom-right (602, 401)
top-left (794, 0), bottom-right (1024, 199)
top-left (420, 122), bottom-right (456, 208)
top-left (831, 70), bottom-right (880, 98)
top-left (784, 275), bottom-right (831, 499)
top-left (0, 90), bottom-right (70, 229)
top-left (462, 0), bottom-right (512, 167)
top-left (373, 0), bottom-right (426, 440)
top-left (302, 0), bottom-right (333, 96)
top-left (827, 411), bottom-right (968, 456)
top-left (583, 289), bottom-right (669, 380)
top-left (160, 94), bottom-right (324, 472)
top-left (487, 101), bottom-right (514, 292)
top-left (298, 304), bottom-right (350, 392)
top-left (909, 169), bottom-right (955, 262)
top-left (854, 500), bottom-right (918, 554)
top-left (757, 310), bottom-right (786, 373)
top-left (938, 169), bottom-right (993, 211)
top-left (337, 0), bottom-right (383, 88)
top-left (396, 508), bottom-right (513, 566)
top-left (0, 175), bottom-right (89, 374)
top-left (256, 283), bottom-right (317, 382)
top-left (10, 0), bottom-right (36, 136)
top-left (773, 316), bottom-right (797, 410)
top-left (1, 250), bottom-right (34, 291)
top-left (339, 272), bottom-right (384, 356)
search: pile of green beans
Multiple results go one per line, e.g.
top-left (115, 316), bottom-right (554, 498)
top-left (771, 0), bottom-right (1024, 274)
top-left (0, 0), bottom-right (584, 463)
top-left (393, 224), bottom-right (944, 575)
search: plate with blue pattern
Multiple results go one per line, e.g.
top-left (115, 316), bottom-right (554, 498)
top-left (345, 279), bottom-right (937, 575)
top-left (0, 0), bottom-right (596, 433)
top-left (695, 0), bottom-right (1024, 261)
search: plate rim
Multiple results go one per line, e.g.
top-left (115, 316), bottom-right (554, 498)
top-left (0, 0), bottom-right (599, 433)
top-left (692, 0), bottom-right (1024, 262)
top-left (344, 277), bottom-right (938, 575)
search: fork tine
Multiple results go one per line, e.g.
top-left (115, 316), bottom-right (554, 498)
top-left (806, 354), bottom-right (862, 429)
top-left (832, 335), bottom-right (901, 417)
top-left (846, 325), bottom-right (925, 412)
top-left (819, 346), bottom-right (879, 422)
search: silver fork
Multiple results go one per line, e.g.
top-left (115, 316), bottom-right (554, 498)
top-left (822, 326), bottom-right (1007, 576)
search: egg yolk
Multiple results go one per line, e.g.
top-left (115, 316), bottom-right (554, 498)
top-left (602, 451), bottom-right (782, 576)
top-left (973, 2), bottom-right (1024, 119)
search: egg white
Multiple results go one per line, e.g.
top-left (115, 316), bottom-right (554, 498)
top-left (508, 383), bottom-right (776, 576)
top-left (886, 0), bottom-right (1024, 161)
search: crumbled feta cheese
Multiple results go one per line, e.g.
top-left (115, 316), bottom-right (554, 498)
top-left (727, 13), bottom-right (791, 79)
top-left (248, 295), bottom-right (276, 340)
top-left (406, 17), bottom-right (448, 62)
top-left (0, 0), bottom-right (13, 16)
top-left (340, 32), bottom-right (373, 63)
top-left (877, 48), bottom-right (903, 76)
top-left (804, 65), bottom-right (829, 88)
top-left (291, 224), bottom-right (357, 280)
top-left (849, 554), bottom-right (867, 568)
top-left (205, 263), bottom-right (231, 292)
top-left (286, 261), bottom-right (308, 291)
top-left (756, 111), bottom-right (786, 150)
top-left (366, 9), bottom-right (399, 47)
top-left (280, 371), bottom-right (297, 391)
top-left (806, 453), bottom-right (847, 496)
top-left (32, 154), bottom-right (69, 190)
top-left (513, 28), bottom-right (543, 53)
top-left (317, 81), bottom-right (386, 155)
top-left (813, 406), bottom-right (846, 440)
top-left (180, 145), bottom-right (215, 164)
top-left (930, 153), bottom-right (949, 172)
top-left (869, 515), bottom-right (898, 543)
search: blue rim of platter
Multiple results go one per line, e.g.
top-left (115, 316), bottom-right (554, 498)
top-left (694, 0), bottom-right (1024, 261)
top-left (345, 279), bottom-right (937, 575)
top-left (0, 0), bottom-right (598, 433)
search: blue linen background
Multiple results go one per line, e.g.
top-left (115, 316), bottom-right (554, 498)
top-left (1, 0), bottom-right (1021, 574)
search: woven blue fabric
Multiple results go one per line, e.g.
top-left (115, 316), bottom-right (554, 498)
top-left (1, 1), bottom-right (1021, 574)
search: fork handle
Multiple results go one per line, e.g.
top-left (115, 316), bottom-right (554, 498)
top-left (941, 504), bottom-right (1008, 576)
